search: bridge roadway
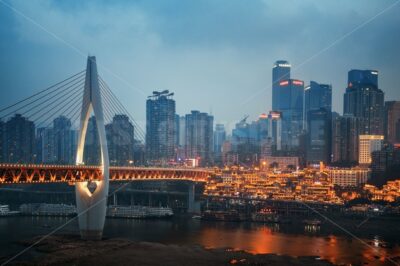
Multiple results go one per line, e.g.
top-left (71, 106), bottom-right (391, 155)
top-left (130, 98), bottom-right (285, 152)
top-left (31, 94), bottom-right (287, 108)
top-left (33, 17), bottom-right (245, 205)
top-left (0, 164), bottom-right (211, 184)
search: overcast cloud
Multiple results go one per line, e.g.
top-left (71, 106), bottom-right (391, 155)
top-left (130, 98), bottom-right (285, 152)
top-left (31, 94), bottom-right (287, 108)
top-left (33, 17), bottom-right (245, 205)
top-left (0, 0), bottom-right (399, 131)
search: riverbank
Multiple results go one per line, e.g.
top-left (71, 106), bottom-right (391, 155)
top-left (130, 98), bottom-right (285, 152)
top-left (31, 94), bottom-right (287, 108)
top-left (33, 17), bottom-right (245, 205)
top-left (2, 235), bottom-right (333, 266)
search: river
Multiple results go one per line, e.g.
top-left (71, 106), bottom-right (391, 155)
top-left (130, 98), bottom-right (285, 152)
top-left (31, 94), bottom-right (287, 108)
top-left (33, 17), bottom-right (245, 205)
top-left (1, 216), bottom-right (400, 265)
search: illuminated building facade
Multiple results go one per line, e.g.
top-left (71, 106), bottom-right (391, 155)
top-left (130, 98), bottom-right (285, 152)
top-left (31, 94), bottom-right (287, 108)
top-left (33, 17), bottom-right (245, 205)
top-left (358, 135), bottom-right (384, 165)
top-left (263, 156), bottom-right (299, 169)
top-left (329, 167), bottom-right (371, 187)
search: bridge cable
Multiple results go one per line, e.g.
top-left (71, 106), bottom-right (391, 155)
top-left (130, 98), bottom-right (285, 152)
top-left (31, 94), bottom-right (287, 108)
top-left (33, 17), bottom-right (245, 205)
top-left (28, 79), bottom-right (85, 123)
top-left (0, 73), bottom-right (85, 120)
top-left (35, 90), bottom-right (84, 129)
top-left (99, 81), bottom-right (146, 143)
top-left (98, 80), bottom-right (145, 140)
top-left (98, 78), bottom-right (146, 143)
top-left (0, 71), bottom-right (85, 120)
top-left (0, 70), bottom-right (85, 114)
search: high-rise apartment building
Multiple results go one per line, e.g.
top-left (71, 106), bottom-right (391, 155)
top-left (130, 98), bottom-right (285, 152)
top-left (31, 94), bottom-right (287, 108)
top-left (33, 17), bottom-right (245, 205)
top-left (106, 114), bottom-right (135, 166)
top-left (53, 116), bottom-right (75, 164)
top-left (146, 91), bottom-right (176, 164)
top-left (332, 115), bottom-right (365, 164)
top-left (83, 116), bottom-right (101, 165)
top-left (385, 101), bottom-right (400, 145)
top-left (359, 135), bottom-right (384, 165)
top-left (184, 111), bottom-right (213, 165)
top-left (3, 114), bottom-right (36, 163)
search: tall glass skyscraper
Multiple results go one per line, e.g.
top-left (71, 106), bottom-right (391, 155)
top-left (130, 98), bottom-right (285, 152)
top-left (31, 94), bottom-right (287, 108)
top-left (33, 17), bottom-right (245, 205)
top-left (275, 78), bottom-right (304, 149)
top-left (306, 108), bottom-right (331, 164)
top-left (146, 91), bottom-right (176, 164)
top-left (344, 70), bottom-right (384, 135)
top-left (213, 124), bottom-right (226, 163)
top-left (304, 81), bottom-right (332, 128)
top-left (272, 60), bottom-right (291, 111)
top-left (304, 81), bottom-right (332, 164)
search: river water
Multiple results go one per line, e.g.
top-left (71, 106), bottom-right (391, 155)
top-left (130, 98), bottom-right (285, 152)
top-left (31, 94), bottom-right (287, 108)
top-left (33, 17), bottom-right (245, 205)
top-left (1, 216), bottom-right (400, 265)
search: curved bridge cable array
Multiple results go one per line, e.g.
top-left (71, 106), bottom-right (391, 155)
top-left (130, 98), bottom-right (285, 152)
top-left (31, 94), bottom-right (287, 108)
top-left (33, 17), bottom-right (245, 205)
top-left (0, 70), bottom-right (86, 121)
top-left (98, 77), bottom-right (146, 144)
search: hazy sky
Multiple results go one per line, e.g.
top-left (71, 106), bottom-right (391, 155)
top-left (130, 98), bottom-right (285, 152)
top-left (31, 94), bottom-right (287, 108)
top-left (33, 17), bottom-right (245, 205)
top-left (1, 0), bottom-right (399, 132)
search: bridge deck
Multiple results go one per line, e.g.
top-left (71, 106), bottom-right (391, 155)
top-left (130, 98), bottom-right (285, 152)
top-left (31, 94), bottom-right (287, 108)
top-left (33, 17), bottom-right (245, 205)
top-left (0, 164), bottom-right (210, 184)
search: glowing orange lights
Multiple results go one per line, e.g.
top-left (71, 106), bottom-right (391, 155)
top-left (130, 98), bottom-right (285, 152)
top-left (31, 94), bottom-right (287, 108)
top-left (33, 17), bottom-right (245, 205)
top-left (0, 164), bottom-right (210, 184)
top-left (292, 80), bottom-right (304, 86)
top-left (279, 80), bottom-right (289, 86)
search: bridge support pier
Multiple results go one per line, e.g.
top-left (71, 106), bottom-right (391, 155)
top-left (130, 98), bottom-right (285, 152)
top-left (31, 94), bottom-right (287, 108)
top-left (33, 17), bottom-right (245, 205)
top-left (187, 183), bottom-right (200, 214)
top-left (76, 180), bottom-right (108, 240)
top-left (75, 56), bottom-right (109, 240)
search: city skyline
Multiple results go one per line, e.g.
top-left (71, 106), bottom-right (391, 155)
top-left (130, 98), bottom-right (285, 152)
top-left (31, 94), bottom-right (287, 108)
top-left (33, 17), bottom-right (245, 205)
top-left (1, 0), bottom-right (400, 130)
top-left (1, 1), bottom-right (400, 261)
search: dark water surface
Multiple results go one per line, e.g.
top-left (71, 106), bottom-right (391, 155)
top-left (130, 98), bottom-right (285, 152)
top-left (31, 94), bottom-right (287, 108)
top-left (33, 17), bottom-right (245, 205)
top-left (1, 216), bottom-right (400, 265)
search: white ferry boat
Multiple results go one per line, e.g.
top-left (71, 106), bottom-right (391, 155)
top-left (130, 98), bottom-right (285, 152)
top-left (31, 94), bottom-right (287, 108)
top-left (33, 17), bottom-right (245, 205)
top-left (107, 205), bottom-right (173, 219)
top-left (0, 205), bottom-right (20, 216)
top-left (19, 203), bottom-right (76, 216)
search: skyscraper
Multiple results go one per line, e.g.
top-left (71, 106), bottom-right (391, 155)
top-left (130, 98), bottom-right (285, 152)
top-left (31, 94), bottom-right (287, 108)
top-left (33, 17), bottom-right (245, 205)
top-left (37, 127), bottom-right (55, 163)
top-left (304, 81), bottom-right (332, 164)
top-left (306, 108), bottom-right (331, 164)
top-left (53, 116), bottom-right (75, 164)
top-left (267, 111), bottom-right (282, 152)
top-left (213, 124), bottom-right (226, 163)
top-left (272, 60), bottom-right (291, 111)
top-left (106, 114), bottom-right (135, 166)
top-left (184, 111), bottom-right (214, 166)
top-left (304, 81), bottom-right (332, 128)
top-left (275, 79), bottom-right (304, 149)
top-left (385, 101), bottom-right (400, 145)
top-left (344, 70), bottom-right (384, 135)
top-left (332, 115), bottom-right (365, 164)
top-left (146, 91), bottom-right (176, 164)
top-left (4, 114), bottom-right (36, 163)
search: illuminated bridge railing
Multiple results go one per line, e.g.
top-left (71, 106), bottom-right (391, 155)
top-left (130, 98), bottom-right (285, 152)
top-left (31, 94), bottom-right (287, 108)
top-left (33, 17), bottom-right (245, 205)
top-left (0, 164), bottom-right (211, 184)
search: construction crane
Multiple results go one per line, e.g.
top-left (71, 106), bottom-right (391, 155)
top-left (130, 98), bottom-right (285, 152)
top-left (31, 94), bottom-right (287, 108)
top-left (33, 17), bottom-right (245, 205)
top-left (239, 114), bottom-right (249, 124)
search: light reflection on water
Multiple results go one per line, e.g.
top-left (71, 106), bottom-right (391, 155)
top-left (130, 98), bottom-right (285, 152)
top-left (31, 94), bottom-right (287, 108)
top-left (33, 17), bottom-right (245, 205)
top-left (0, 216), bottom-right (399, 266)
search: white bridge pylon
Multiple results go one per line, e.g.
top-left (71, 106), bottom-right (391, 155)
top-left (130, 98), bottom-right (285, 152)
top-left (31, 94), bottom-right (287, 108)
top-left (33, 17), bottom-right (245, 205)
top-left (75, 56), bottom-right (109, 240)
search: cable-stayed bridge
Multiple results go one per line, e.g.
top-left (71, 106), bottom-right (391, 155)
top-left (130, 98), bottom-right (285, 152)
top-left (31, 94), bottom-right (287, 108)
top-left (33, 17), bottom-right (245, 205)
top-left (0, 56), bottom-right (211, 240)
